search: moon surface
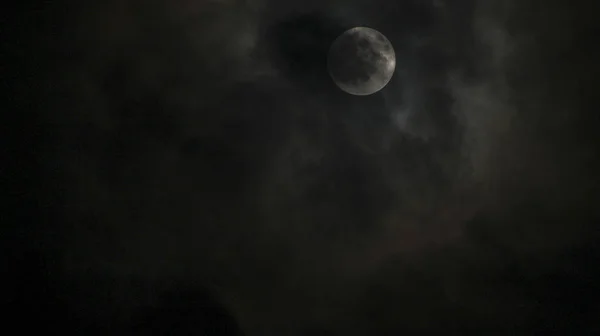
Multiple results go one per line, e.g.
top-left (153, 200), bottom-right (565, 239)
top-left (328, 27), bottom-right (396, 96)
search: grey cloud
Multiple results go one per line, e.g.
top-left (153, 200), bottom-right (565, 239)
top-left (21, 0), bottom-right (600, 334)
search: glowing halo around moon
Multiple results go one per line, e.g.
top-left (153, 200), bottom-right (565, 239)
top-left (328, 27), bottom-right (396, 96)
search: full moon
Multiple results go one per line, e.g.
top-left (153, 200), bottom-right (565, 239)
top-left (328, 27), bottom-right (396, 96)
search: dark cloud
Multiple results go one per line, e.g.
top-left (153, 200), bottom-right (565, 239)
top-left (8, 0), bottom-right (600, 334)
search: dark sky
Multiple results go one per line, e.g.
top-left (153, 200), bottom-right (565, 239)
top-left (6, 0), bottom-right (600, 334)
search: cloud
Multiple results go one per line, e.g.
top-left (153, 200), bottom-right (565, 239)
top-left (24, 0), bottom-right (600, 334)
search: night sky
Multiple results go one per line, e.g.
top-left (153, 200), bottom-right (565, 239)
top-left (6, 0), bottom-right (600, 334)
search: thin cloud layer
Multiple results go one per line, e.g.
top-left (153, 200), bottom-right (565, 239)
top-left (19, 0), bottom-right (600, 334)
